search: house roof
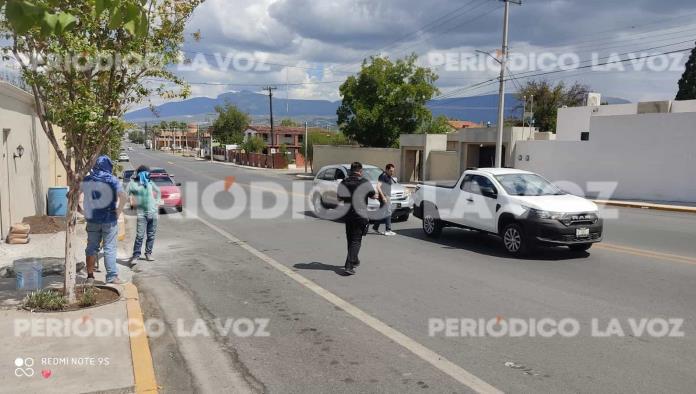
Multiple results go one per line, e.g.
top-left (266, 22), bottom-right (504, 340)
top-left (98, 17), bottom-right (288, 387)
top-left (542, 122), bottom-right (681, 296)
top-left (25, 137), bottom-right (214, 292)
top-left (246, 125), bottom-right (306, 135)
top-left (447, 120), bottom-right (481, 129)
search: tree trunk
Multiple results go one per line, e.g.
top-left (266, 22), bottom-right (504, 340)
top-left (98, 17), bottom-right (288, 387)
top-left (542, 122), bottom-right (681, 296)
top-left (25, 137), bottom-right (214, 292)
top-left (63, 182), bottom-right (80, 303)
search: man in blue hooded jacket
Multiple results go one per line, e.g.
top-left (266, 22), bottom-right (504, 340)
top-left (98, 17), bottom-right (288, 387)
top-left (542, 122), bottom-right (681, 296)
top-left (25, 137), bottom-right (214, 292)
top-left (80, 155), bottom-right (127, 285)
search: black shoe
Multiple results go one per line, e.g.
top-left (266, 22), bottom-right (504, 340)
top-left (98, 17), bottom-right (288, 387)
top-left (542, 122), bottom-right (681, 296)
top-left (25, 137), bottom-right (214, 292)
top-left (344, 267), bottom-right (356, 275)
top-left (353, 262), bottom-right (361, 267)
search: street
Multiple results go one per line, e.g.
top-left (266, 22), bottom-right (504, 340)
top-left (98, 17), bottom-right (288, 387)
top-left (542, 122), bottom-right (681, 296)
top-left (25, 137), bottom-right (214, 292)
top-left (127, 147), bottom-right (696, 393)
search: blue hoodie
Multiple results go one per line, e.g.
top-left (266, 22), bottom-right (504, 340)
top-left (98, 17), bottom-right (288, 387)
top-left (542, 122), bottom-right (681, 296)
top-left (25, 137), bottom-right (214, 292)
top-left (82, 155), bottom-right (123, 224)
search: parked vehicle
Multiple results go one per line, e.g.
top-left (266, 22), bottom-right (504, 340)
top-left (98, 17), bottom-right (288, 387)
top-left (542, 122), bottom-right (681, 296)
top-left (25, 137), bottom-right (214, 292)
top-left (118, 153), bottom-right (129, 162)
top-left (150, 174), bottom-right (183, 212)
top-left (413, 168), bottom-right (603, 255)
top-left (150, 167), bottom-right (172, 177)
top-left (312, 164), bottom-right (413, 221)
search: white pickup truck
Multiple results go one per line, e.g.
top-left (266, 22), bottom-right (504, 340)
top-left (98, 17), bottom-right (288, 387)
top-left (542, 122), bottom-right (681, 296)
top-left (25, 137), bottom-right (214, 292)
top-left (412, 168), bottom-right (603, 256)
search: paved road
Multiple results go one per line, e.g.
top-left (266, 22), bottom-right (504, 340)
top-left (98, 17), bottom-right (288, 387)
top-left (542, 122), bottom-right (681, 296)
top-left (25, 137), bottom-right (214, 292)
top-left (125, 146), bottom-right (696, 393)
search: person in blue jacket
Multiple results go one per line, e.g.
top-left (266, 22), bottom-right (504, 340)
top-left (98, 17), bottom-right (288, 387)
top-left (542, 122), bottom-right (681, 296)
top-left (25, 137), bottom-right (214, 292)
top-left (80, 155), bottom-right (127, 285)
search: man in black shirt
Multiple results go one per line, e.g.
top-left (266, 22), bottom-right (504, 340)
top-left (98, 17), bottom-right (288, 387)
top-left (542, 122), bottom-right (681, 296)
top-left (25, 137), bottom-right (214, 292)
top-left (338, 162), bottom-right (377, 275)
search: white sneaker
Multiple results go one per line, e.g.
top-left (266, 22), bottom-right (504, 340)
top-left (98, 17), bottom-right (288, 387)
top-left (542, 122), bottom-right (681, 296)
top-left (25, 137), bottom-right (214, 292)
top-left (384, 231), bottom-right (397, 236)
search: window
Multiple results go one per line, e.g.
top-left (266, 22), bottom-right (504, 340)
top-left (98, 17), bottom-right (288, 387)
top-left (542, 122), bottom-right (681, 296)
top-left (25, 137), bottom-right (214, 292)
top-left (335, 169), bottom-right (346, 180)
top-left (581, 132), bottom-right (590, 141)
top-left (298, 135), bottom-right (304, 143)
top-left (320, 169), bottom-right (336, 181)
top-left (495, 174), bottom-right (563, 196)
top-left (469, 175), bottom-right (497, 197)
top-left (460, 175), bottom-right (474, 191)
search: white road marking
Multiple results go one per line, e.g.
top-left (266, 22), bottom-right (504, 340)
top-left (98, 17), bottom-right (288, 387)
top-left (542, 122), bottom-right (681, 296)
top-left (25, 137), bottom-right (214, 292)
top-left (195, 215), bottom-right (503, 394)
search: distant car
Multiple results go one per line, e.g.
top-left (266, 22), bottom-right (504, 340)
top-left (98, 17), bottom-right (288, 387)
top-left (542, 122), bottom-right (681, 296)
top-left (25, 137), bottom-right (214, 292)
top-left (128, 147), bottom-right (134, 151)
top-left (150, 174), bottom-right (182, 212)
top-left (118, 153), bottom-right (129, 162)
top-left (312, 164), bottom-right (413, 221)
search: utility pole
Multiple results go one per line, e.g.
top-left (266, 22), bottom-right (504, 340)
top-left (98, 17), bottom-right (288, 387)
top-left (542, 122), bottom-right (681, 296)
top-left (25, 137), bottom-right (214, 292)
top-left (304, 121), bottom-right (308, 173)
top-left (264, 86), bottom-right (277, 152)
top-left (264, 86), bottom-right (278, 169)
top-left (495, 0), bottom-right (522, 168)
top-left (528, 94), bottom-right (534, 140)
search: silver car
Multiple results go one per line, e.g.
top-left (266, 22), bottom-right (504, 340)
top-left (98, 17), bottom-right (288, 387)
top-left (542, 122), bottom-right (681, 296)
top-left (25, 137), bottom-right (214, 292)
top-left (312, 164), bottom-right (413, 221)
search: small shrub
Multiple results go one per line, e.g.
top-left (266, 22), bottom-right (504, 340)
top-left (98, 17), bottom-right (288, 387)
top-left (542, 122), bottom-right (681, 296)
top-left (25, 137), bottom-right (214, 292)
top-left (23, 289), bottom-right (67, 311)
top-left (79, 286), bottom-right (97, 307)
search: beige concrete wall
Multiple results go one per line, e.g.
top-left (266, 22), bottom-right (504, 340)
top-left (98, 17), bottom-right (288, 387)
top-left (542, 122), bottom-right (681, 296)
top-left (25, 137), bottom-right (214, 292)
top-left (312, 145), bottom-right (401, 174)
top-left (428, 151), bottom-right (459, 181)
top-left (0, 82), bottom-right (67, 238)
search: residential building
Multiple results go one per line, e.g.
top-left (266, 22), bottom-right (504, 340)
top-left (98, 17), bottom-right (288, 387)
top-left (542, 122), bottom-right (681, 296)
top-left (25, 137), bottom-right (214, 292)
top-left (0, 81), bottom-right (67, 238)
top-left (244, 125), bottom-right (305, 153)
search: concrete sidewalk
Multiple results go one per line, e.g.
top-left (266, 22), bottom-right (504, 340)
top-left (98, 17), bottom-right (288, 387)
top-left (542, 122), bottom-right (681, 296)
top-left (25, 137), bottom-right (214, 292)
top-left (0, 215), bottom-right (155, 393)
top-left (594, 199), bottom-right (696, 214)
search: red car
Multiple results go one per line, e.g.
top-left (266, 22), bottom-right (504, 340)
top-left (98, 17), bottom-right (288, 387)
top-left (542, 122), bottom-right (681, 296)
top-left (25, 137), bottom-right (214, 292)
top-left (150, 174), bottom-right (183, 212)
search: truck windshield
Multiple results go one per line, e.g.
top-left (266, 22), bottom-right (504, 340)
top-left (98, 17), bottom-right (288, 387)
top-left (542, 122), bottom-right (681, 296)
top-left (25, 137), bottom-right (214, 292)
top-left (495, 174), bottom-right (564, 196)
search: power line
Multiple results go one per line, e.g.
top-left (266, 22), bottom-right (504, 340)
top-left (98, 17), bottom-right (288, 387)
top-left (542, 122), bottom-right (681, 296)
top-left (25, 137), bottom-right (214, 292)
top-left (433, 47), bottom-right (692, 100)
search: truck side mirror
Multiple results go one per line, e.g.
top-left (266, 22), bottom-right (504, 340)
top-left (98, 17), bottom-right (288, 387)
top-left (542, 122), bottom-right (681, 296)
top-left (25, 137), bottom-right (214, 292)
top-left (481, 186), bottom-right (498, 199)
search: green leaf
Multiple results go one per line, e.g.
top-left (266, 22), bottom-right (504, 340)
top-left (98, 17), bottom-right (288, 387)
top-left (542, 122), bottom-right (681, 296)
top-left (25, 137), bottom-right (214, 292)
top-left (41, 12), bottom-right (58, 35)
top-left (6, 1), bottom-right (36, 34)
top-left (137, 12), bottom-right (148, 36)
top-left (95, 0), bottom-right (108, 18)
top-left (56, 12), bottom-right (77, 33)
top-left (123, 19), bottom-right (136, 35)
top-left (108, 6), bottom-right (122, 29)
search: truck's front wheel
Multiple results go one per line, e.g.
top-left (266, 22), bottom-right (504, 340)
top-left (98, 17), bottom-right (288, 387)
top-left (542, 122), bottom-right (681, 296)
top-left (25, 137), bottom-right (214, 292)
top-left (502, 222), bottom-right (531, 256)
top-left (422, 205), bottom-right (443, 238)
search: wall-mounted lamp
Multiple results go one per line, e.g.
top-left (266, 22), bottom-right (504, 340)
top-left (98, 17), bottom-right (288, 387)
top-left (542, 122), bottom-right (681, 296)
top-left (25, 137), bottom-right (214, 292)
top-left (525, 155), bottom-right (530, 162)
top-left (13, 145), bottom-right (25, 159)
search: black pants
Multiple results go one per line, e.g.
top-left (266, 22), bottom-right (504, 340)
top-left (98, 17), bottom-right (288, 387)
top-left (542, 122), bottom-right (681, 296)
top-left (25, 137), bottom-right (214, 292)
top-left (345, 218), bottom-right (367, 269)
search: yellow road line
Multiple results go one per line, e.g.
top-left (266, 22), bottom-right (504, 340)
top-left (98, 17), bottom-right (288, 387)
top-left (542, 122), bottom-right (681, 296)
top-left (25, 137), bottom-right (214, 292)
top-left (597, 243), bottom-right (696, 266)
top-left (125, 283), bottom-right (159, 393)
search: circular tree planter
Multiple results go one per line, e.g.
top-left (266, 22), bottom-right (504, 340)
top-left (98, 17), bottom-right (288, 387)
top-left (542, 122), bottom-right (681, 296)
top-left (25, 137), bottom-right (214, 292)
top-left (22, 285), bottom-right (121, 313)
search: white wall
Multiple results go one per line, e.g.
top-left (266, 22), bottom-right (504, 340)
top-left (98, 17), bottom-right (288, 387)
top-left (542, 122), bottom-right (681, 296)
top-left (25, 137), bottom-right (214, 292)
top-left (672, 99), bottom-right (696, 113)
top-left (0, 82), bottom-right (51, 237)
top-left (514, 112), bottom-right (696, 203)
top-left (556, 107), bottom-right (593, 141)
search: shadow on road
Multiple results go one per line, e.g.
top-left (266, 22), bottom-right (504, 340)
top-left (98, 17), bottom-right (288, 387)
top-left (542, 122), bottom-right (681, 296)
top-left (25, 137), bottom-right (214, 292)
top-left (293, 262), bottom-right (350, 276)
top-left (395, 228), bottom-right (591, 261)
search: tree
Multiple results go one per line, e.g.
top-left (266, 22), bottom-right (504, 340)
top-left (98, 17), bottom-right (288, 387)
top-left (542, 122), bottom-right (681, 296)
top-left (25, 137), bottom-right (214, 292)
top-left (1, 0), bottom-right (202, 302)
top-left (337, 54), bottom-right (439, 147)
top-left (676, 43), bottom-right (696, 101)
top-left (280, 118), bottom-right (299, 127)
top-left (420, 115), bottom-right (451, 134)
top-left (242, 135), bottom-right (266, 153)
top-left (212, 103), bottom-right (249, 145)
top-left (515, 80), bottom-right (589, 133)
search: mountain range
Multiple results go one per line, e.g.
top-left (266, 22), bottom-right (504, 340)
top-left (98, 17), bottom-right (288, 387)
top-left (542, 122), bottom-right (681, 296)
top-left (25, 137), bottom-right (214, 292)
top-left (124, 90), bottom-right (630, 124)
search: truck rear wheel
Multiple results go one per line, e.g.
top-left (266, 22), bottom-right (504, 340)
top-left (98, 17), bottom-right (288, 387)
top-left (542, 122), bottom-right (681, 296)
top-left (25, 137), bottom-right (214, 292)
top-left (422, 204), bottom-right (443, 238)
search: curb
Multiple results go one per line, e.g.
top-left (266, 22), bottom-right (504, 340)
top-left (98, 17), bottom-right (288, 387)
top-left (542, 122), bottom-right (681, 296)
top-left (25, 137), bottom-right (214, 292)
top-left (593, 200), bottom-right (696, 214)
top-left (125, 283), bottom-right (159, 393)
